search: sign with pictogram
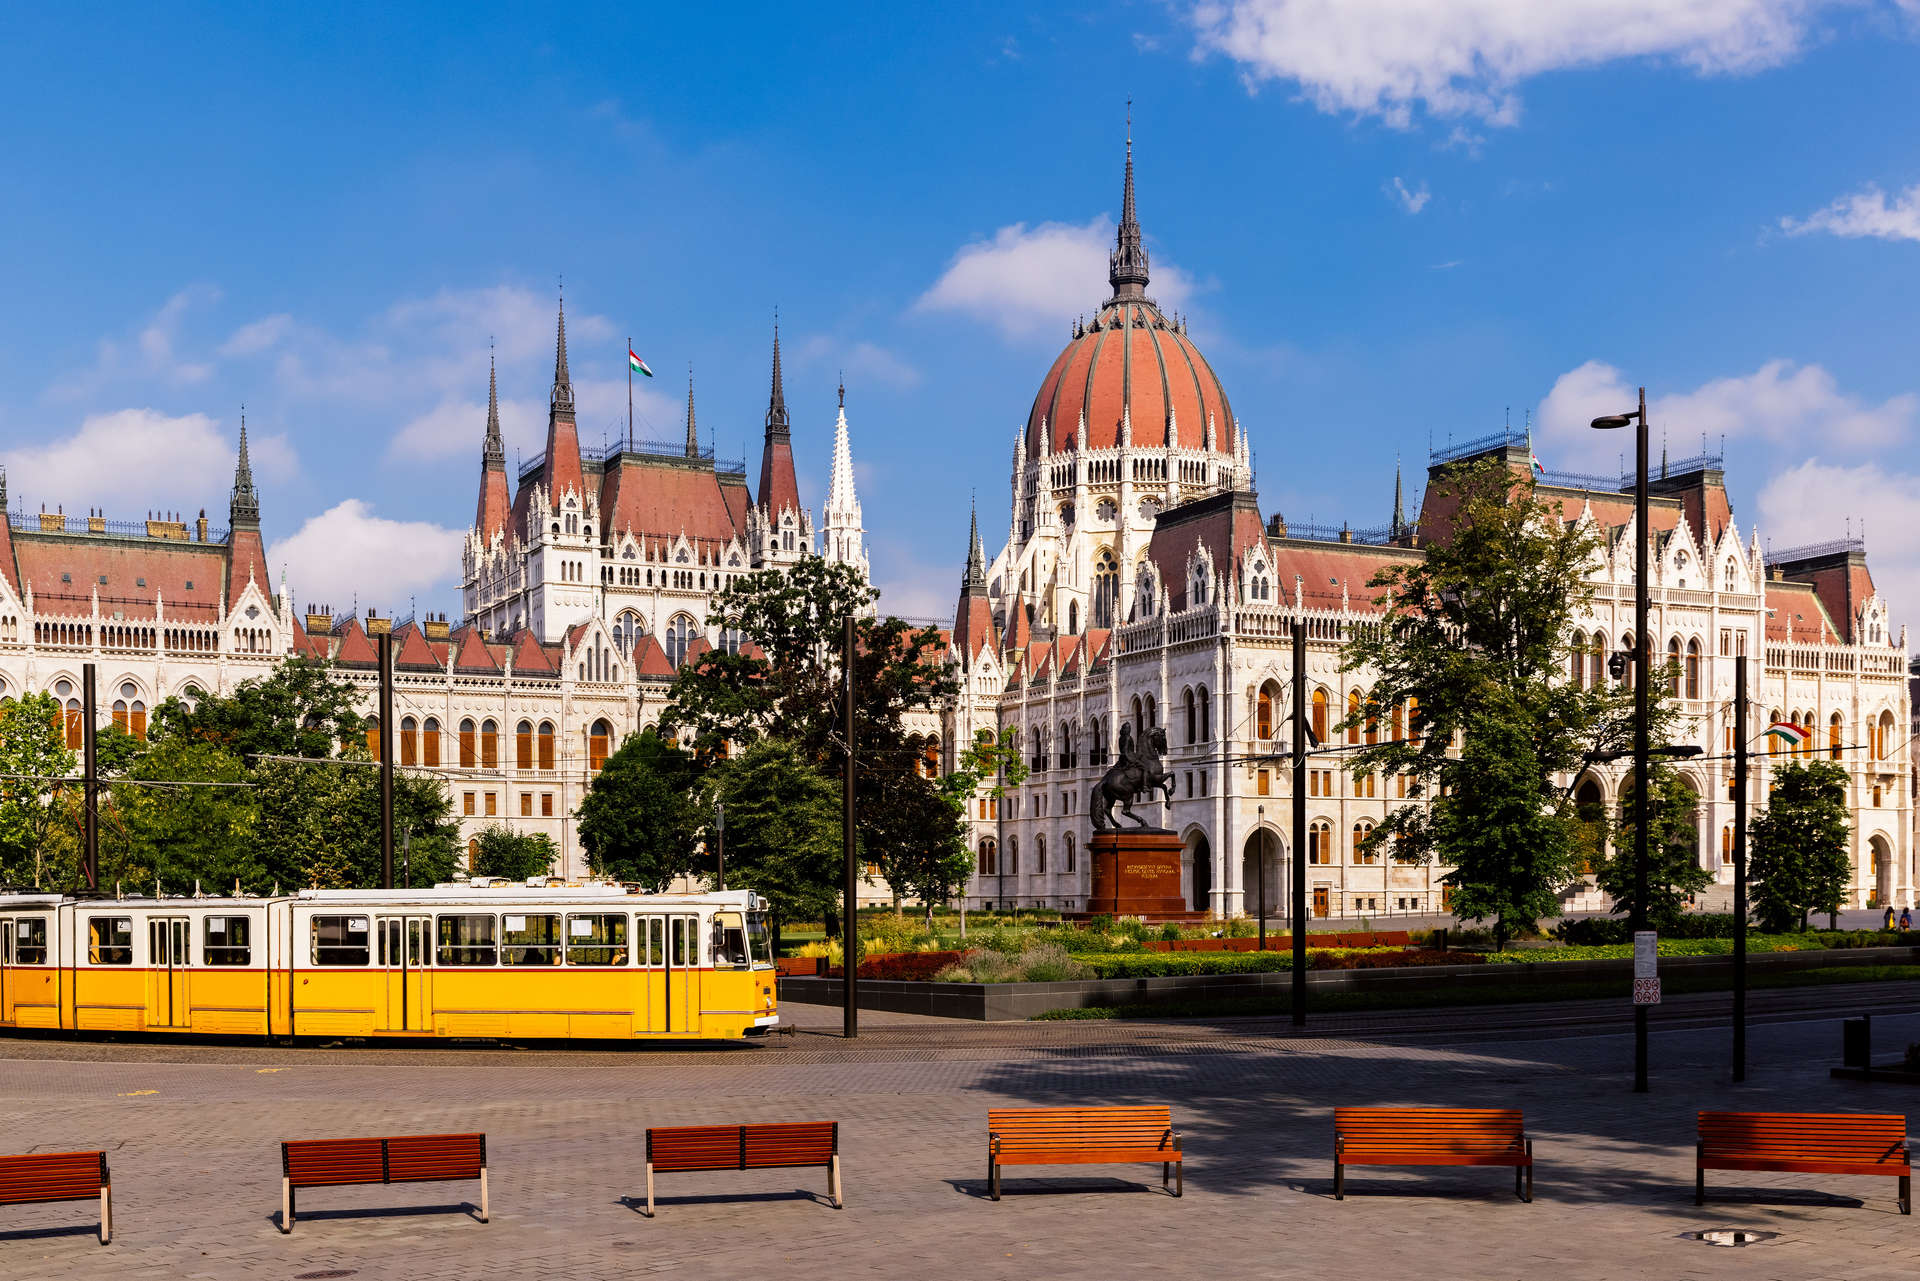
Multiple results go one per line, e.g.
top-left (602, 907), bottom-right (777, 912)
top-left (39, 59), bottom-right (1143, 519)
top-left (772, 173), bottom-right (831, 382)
top-left (1633, 977), bottom-right (1662, 1005)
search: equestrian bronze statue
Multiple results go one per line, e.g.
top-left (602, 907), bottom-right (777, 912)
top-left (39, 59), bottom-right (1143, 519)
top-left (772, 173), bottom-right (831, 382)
top-left (1091, 724), bottom-right (1176, 831)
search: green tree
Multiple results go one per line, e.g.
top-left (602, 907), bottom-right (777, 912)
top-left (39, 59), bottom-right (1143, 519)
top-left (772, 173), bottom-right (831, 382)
top-left (149, 657), bottom-right (365, 762)
top-left (106, 739), bottom-right (262, 893)
top-left (1749, 760), bottom-right (1852, 931)
top-left (0, 692), bottom-right (77, 886)
top-left (1342, 458), bottom-right (1644, 947)
top-left (706, 739), bottom-right (842, 946)
top-left (1594, 765), bottom-right (1713, 929)
top-left (577, 729), bottom-right (699, 890)
top-left (663, 558), bottom-right (960, 924)
top-left (470, 824), bottom-right (558, 881)
top-left (252, 751), bottom-right (460, 889)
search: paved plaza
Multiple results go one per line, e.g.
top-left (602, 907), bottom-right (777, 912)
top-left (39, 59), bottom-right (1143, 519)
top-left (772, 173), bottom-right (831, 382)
top-left (1, 987), bottom-right (1917, 1280)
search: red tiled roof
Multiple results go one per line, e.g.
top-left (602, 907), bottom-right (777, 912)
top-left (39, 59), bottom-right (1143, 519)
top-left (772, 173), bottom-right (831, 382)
top-left (449, 625), bottom-right (500, 674)
top-left (508, 628), bottom-right (558, 676)
top-left (1026, 300), bottom-right (1235, 460)
top-left (758, 436), bottom-right (801, 517)
top-left (332, 618), bottom-right (378, 665)
top-left (683, 636), bottom-right (713, 668)
top-left (632, 632), bottom-right (674, 677)
top-left (391, 622), bottom-right (441, 671)
top-left (1765, 580), bottom-right (1841, 643)
top-left (599, 454), bottom-right (745, 549)
top-left (13, 532), bottom-right (228, 620)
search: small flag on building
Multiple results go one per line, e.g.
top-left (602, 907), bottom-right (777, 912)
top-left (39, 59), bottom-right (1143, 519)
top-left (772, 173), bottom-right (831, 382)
top-left (629, 348), bottom-right (653, 378)
top-left (1529, 451), bottom-right (1545, 474)
top-left (1763, 720), bottom-right (1809, 747)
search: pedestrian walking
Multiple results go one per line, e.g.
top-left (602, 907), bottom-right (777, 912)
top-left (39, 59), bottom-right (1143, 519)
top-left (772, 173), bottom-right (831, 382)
top-left (1884, 904), bottom-right (1896, 930)
top-left (1901, 906), bottom-right (1913, 932)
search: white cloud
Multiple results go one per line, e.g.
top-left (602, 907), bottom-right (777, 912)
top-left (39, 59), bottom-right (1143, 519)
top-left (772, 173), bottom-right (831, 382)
top-left (1780, 182), bottom-right (1920, 242)
top-left (1389, 176), bottom-right (1432, 213)
top-left (1190, 0), bottom-right (1838, 126)
top-left (915, 217), bottom-right (1195, 340)
top-left (1, 408), bottom-right (295, 515)
top-left (1758, 460), bottom-right (1920, 637)
top-left (1536, 358), bottom-right (1917, 472)
top-left (789, 335), bottom-right (921, 391)
top-left (870, 547), bottom-right (964, 622)
top-left (53, 288), bottom-right (222, 401)
top-left (268, 499), bottom-right (465, 612)
top-left (389, 396), bottom-right (546, 463)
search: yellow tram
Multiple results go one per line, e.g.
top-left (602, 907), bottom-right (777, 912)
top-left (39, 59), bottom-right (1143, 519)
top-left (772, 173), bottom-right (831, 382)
top-left (0, 882), bottom-right (778, 1041)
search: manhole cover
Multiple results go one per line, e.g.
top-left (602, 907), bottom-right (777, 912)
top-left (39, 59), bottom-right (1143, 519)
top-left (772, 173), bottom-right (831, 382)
top-left (1689, 1229), bottom-right (1778, 1247)
top-left (294, 1271), bottom-right (359, 1279)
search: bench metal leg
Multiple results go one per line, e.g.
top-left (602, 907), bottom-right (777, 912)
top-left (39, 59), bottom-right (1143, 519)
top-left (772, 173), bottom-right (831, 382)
top-left (281, 1178), bottom-right (294, 1233)
top-left (1899, 1173), bottom-right (1910, 1216)
top-left (1175, 1161), bottom-right (1183, 1198)
top-left (829, 1155), bottom-right (843, 1209)
top-left (990, 1161), bottom-right (1000, 1202)
top-left (645, 1162), bottom-right (655, 1218)
top-left (1694, 1165), bottom-right (1705, 1207)
top-left (1334, 1159), bottom-right (1344, 1201)
top-left (99, 1186), bottom-right (110, 1245)
top-left (478, 1168), bottom-right (489, 1223)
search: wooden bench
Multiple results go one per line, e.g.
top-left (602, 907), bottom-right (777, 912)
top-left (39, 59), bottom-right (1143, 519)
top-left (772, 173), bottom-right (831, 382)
top-left (986, 1106), bottom-right (1182, 1200)
top-left (1334, 1107), bottom-right (1532, 1201)
top-left (1697, 1111), bottom-right (1911, 1214)
top-left (643, 1123), bottom-right (841, 1216)
top-left (0, 1152), bottom-right (111, 1244)
top-left (280, 1133), bottom-right (488, 1232)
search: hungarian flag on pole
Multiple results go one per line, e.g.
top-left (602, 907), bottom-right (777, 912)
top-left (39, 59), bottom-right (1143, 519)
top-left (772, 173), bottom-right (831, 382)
top-left (629, 348), bottom-right (653, 377)
top-left (1763, 720), bottom-right (1809, 747)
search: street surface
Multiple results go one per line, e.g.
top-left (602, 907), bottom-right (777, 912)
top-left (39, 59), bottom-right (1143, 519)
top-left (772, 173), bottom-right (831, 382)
top-left (0, 984), bottom-right (1916, 1280)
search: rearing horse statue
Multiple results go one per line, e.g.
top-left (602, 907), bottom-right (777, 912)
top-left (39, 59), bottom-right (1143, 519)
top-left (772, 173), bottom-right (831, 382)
top-left (1091, 724), bottom-right (1175, 831)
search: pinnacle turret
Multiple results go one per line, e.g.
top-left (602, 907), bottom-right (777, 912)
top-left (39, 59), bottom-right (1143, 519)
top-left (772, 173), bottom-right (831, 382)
top-left (765, 316), bottom-right (789, 439)
top-left (483, 348), bottom-right (505, 467)
top-left (551, 294), bottom-right (574, 416)
top-left (1390, 460), bottom-right (1406, 539)
top-left (822, 384), bottom-right (867, 579)
top-left (684, 368), bottom-right (698, 457)
top-left (230, 411), bottom-right (259, 527)
top-left (963, 499), bottom-right (988, 594)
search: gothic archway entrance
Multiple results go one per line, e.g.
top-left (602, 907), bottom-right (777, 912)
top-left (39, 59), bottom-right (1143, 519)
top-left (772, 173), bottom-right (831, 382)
top-left (1188, 833), bottom-right (1212, 915)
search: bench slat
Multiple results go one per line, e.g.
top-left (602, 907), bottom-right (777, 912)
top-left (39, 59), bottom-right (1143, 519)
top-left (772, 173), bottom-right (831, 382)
top-left (0, 1152), bottom-right (109, 1205)
top-left (1697, 1112), bottom-right (1911, 1180)
top-left (648, 1123), bottom-right (837, 1173)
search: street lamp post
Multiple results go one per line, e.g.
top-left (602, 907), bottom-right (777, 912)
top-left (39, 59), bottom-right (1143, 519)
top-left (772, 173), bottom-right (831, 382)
top-left (1592, 387), bottom-right (1653, 1094)
top-left (715, 799), bottom-right (726, 892)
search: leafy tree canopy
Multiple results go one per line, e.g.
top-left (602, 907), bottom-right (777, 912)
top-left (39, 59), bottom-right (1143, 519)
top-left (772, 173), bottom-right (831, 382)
top-left (705, 738), bottom-right (843, 932)
top-left (1342, 459), bottom-right (1659, 943)
top-left (577, 728), bottom-right (701, 891)
top-left (0, 692), bottom-right (77, 886)
top-left (1594, 764), bottom-right (1713, 929)
top-left (470, 824), bottom-right (558, 882)
top-left (1749, 760), bottom-right (1852, 932)
top-left (150, 657), bottom-right (365, 762)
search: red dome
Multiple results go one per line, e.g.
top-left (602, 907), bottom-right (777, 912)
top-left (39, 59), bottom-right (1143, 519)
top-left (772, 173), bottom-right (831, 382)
top-left (1024, 297), bottom-right (1236, 460)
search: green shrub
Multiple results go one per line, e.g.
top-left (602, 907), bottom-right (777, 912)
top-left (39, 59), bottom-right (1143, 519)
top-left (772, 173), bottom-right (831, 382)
top-left (1016, 942), bottom-right (1094, 983)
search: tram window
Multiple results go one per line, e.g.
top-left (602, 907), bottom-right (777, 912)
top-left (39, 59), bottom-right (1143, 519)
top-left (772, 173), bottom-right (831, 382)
top-left (746, 910), bottom-right (771, 968)
top-left (203, 916), bottom-right (251, 966)
top-left (501, 914), bottom-right (562, 966)
top-left (566, 914), bottom-right (628, 966)
top-left (436, 914), bottom-right (497, 966)
top-left (671, 917), bottom-right (693, 967)
top-left (11, 917), bottom-right (48, 964)
top-left (712, 912), bottom-right (748, 968)
top-left (88, 916), bottom-right (133, 965)
top-left (312, 916), bottom-right (371, 966)
top-left (641, 917), bottom-right (665, 966)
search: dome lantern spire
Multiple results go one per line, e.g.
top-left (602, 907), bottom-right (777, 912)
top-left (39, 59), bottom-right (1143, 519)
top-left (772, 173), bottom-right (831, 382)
top-left (1108, 99), bottom-right (1150, 302)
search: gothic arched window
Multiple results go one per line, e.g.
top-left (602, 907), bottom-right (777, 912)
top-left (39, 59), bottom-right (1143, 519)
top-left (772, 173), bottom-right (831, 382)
top-left (665, 614), bottom-right (697, 666)
top-left (1092, 549), bottom-right (1120, 629)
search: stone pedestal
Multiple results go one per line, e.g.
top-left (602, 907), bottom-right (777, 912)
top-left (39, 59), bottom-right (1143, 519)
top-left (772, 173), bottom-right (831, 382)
top-left (1085, 828), bottom-right (1190, 918)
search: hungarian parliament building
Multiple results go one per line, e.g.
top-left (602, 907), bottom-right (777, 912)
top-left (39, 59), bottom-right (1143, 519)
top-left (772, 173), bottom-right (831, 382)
top-left (0, 144), bottom-right (1910, 915)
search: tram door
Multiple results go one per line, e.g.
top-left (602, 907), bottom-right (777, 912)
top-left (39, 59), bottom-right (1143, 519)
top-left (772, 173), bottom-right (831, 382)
top-left (145, 917), bottom-right (191, 1028)
top-left (0, 921), bottom-right (14, 1024)
top-left (376, 916), bottom-right (431, 1032)
top-left (666, 914), bottom-right (699, 1035)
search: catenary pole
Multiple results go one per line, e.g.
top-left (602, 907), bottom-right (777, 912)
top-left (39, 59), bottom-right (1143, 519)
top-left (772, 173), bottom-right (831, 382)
top-left (1257, 804), bottom-right (1267, 952)
top-left (378, 630), bottom-right (395, 890)
top-left (843, 613), bottom-right (858, 1039)
top-left (1291, 619), bottom-right (1308, 1026)
top-left (1733, 655), bottom-right (1749, 1082)
top-left (81, 662), bottom-right (98, 892)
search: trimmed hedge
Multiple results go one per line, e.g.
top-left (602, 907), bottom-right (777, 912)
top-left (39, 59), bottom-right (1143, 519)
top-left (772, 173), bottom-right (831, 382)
top-left (1485, 933), bottom-right (1919, 963)
top-left (1075, 948), bottom-right (1484, 979)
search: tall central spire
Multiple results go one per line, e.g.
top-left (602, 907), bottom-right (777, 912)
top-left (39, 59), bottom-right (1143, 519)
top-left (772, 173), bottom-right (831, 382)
top-left (684, 367), bottom-right (699, 457)
top-left (1108, 102), bottom-right (1150, 302)
top-left (551, 292), bottom-right (575, 416)
top-left (765, 314), bottom-right (789, 439)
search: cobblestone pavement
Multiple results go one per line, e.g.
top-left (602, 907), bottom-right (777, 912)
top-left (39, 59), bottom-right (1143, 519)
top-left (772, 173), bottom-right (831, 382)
top-left (1, 989), bottom-right (1916, 1280)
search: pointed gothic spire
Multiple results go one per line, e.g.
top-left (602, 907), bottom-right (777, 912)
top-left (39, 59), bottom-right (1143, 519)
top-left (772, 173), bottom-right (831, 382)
top-left (483, 347), bottom-right (505, 466)
top-left (1391, 459), bottom-right (1406, 538)
top-left (551, 292), bottom-right (575, 415)
top-left (230, 409), bottom-right (259, 526)
top-left (765, 314), bottom-right (789, 439)
top-left (1108, 101), bottom-right (1150, 302)
top-left (963, 498), bottom-right (988, 594)
top-left (684, 367), bottom-right (699, 457)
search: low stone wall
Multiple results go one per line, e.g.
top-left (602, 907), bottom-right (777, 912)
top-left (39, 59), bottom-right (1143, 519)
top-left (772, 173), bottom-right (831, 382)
top-left (777, 945), bottom-right (1920, 1022)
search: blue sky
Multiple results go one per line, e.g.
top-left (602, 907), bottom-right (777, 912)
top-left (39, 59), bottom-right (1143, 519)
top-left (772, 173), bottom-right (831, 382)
top-left (3, 3), bottom-right (1918, 635)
